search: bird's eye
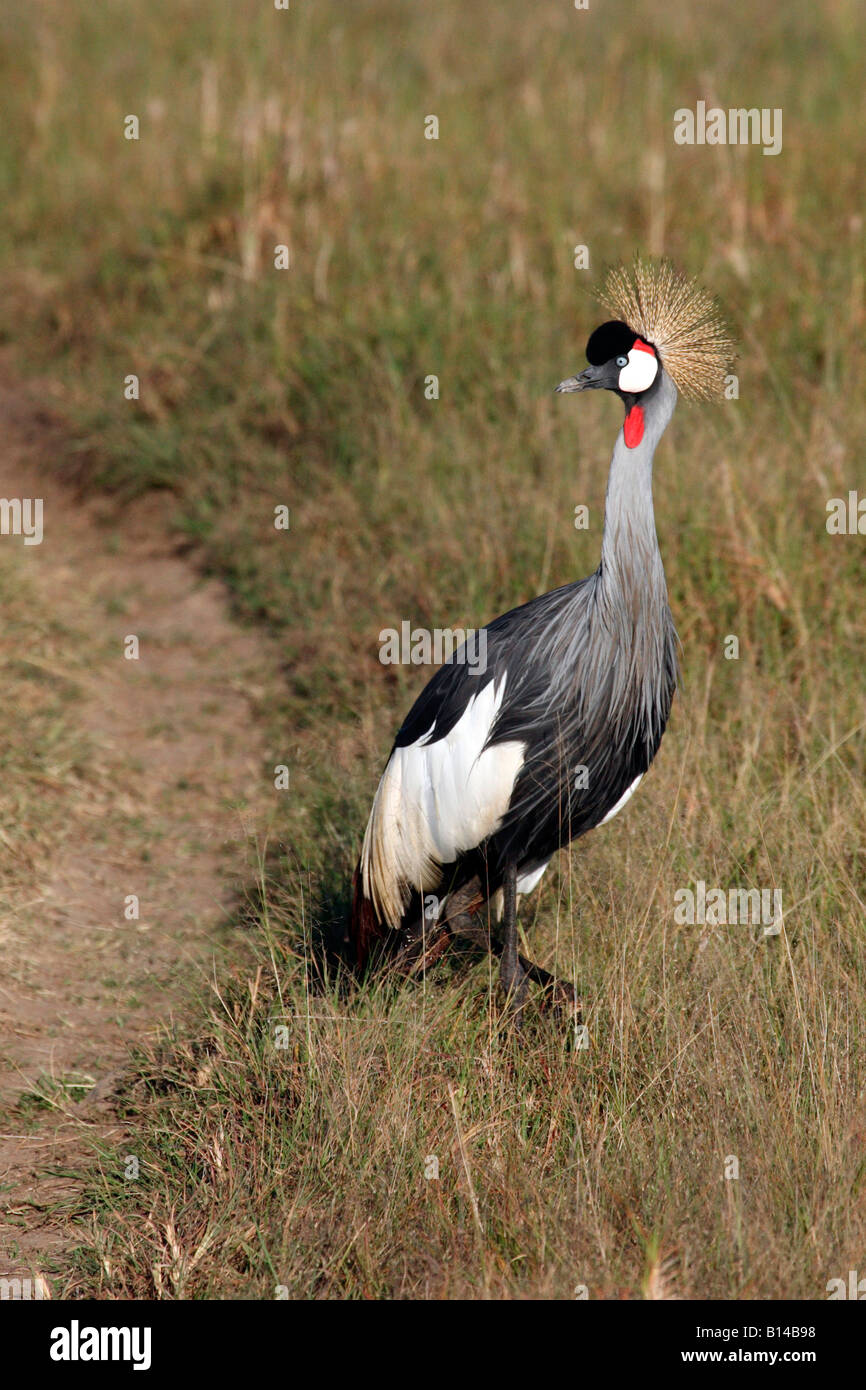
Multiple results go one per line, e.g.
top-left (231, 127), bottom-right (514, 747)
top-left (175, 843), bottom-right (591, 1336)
top-left (615, 355), bottom-right (628, 368)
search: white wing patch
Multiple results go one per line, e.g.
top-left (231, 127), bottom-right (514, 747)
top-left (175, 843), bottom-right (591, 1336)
top-left (516, 859), bottom-right (551, 896)
top-left (598, 773), bottom-right (643, 826)
top-left (361, 675), bottom-right (525, 928)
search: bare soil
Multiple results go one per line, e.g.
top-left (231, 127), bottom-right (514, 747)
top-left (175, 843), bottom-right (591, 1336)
top-left (0, 369), bottom-right (278, 1291)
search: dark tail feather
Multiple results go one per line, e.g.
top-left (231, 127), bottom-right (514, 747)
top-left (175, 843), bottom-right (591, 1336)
top-left (350, 861), bottom-right (388, 969)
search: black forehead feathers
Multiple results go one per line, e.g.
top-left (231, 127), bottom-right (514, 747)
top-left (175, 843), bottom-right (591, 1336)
top-left (585, 319), bottom-right (637, 365)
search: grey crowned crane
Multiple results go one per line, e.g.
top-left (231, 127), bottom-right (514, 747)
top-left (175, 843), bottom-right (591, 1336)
top-left (351, 259), bottom-right (733, 1019)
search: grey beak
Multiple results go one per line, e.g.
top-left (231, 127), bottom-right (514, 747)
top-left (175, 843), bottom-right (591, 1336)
top-left (555, 365), bottom-right (604, 393)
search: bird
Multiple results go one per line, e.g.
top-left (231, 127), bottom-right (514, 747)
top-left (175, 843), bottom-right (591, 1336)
top-left (350, 258), bottom-right (734, 1021)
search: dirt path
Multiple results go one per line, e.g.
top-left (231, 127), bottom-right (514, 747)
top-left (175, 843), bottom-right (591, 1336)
top-left (0, 369), bottom-right (278, 1291)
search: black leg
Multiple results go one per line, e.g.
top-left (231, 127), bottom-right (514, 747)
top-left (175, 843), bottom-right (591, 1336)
top-left (499, 862), bottom-right (527, 1025)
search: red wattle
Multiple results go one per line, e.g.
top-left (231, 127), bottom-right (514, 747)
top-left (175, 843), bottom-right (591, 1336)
top-left (624, 404), bottom-right (644, 448)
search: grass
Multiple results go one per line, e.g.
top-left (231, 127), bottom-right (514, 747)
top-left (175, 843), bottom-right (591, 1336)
top-left (1, 0), bottom-right (865, 1298)
top-left (15, 1075), bottom-right (96, 1122)
top-left (76, 868), bottom-right (866, 1299)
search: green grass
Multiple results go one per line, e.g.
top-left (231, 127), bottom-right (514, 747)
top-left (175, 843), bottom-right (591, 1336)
top-left (15, 1075), bottom-right (96, 1121)
top-left (1, 0), bottom-right (864, 1298)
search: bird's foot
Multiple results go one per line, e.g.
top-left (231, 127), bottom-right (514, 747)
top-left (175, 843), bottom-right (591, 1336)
top-left (537, 977), bottom-right (583, 1027)
top-left (389, 922), bottom-right (452, 977)
top-left (517, 954), bottom-right (582, 1026)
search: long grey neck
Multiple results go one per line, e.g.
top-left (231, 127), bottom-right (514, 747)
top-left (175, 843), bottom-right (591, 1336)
top-left (598, 369), bottom-right (677, 602)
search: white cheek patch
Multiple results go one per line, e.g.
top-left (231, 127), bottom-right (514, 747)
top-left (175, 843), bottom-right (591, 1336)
top-left (618, 347), bottom-right (659, 393)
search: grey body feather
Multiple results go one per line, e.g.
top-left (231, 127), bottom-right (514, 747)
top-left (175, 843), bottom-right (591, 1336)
top-left (392, 369), bottom-right (679, 900)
